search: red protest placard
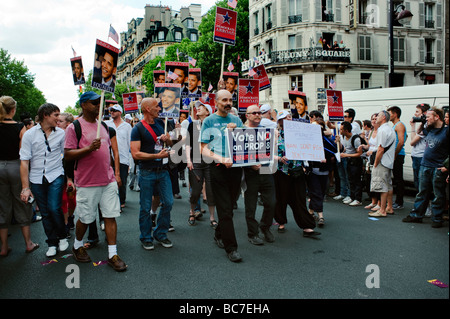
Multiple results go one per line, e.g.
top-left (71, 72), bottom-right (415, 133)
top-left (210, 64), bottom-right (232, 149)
top-left (326, 90), bottom-right (344, 121)
top-left (251, 64), bottom-right (271, 91)
top-left (122, 92), bottom-right (139, 114)
top-left (200, 92), bottom-right (216, 113)
top-left (214, 7), bottom-right (238, 46)
top-left (238, 79), bottom-right (259, 113)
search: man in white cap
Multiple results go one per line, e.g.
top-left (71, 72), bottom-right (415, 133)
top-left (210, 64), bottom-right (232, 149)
top-left (260, 104), bottom-right (277, 129)
top-left (106, 104), bottom-right (132, 209)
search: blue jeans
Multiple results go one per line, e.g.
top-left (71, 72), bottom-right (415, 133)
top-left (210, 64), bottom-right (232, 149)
top-left (138, 169), bottom-right (173, 243)
top-left (30, 175), bottom-right (65, 247)
top-left (411, 156), bottom-right (422, 191)
top-left (410, 166), bottom-right (447, 223)
top-left (336, 157), bottom-right (350, 197)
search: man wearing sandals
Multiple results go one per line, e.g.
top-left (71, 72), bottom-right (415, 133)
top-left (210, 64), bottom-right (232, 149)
top-left (368, 110), bottom-right (396, 217)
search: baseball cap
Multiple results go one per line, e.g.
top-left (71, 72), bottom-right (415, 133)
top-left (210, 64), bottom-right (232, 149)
top-left (195, 100), bottom-right (213, 115)
top-left (277, 110), bottom-right (290, 121)
top-left (110, 104), bottom-right (123, 113)
top-left (260, 104), bottom-right (271, 114)
top-left (79, 91), bottom-right (101, 104)
top-left (125, 114), bottom-right (132, 120)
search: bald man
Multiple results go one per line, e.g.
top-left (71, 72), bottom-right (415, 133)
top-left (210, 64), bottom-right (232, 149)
top-left (200, 90), bottom-right (244, 262)
top-left (130, 98), bottom-right (174, 250)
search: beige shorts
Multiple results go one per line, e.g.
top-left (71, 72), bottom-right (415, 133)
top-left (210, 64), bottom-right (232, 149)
top-left (370, 164), bottom-right (393, 193)
top-left (75, 182), bottom-right (120, 224)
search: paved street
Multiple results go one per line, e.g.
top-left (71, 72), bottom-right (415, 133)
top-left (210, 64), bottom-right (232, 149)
top-left (0, 181), bottom-right (448, 302)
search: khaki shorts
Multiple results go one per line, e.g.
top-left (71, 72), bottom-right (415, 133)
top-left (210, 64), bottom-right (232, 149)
top-left (370, 164), bottom-right (393, 193)
top-left (75, 182), bottom-right (120, 224)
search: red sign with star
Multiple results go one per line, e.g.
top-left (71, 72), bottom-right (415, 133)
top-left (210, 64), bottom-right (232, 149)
top-left (238, 79), bottom-right (259, 112)
top-left (213, 6), bottom-right (238, 46)
top-left (123, 92), bottom-right (139, 114)
top-left (326, 90), bottom-right (344, 121)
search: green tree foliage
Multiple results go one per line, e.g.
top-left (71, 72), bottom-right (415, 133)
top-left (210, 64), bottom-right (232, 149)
top-left (0, 48), bottom-right (46, 120)
top-left (141, 0), bottom-right (249, 95)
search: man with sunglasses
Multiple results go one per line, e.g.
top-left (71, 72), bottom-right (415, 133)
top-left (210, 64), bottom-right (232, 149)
top-left (64, 91), bottom-right (127, 272)
top-left (242, 105), bottom-right (276, 245)
top-left (20, 103), bottom-right (67, 257)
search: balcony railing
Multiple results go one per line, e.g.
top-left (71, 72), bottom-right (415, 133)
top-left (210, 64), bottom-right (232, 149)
top-left (425, 20), bottom-right (435, 28)
top-left (323, 13), bottom-right (334, 22)
top-left (288, 14), bottom-right (302, 24)
top-left (425, 56), bottom-right (435, 64)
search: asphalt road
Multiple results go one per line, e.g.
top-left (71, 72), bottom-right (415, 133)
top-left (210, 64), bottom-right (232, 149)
top-left (1, 180), bottom-right (448, 303)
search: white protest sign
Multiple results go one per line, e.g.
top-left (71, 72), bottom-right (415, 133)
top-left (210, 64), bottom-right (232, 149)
top-left (283, 120), bottom-right (325, 162)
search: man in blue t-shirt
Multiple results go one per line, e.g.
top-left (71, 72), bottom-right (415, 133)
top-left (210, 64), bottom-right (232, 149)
top-left (130, 98), bottom-right (174, 249)
top-left (403, 107), bottom-right (449, 228)
top-left (201, 89), bottom-right (244, 262)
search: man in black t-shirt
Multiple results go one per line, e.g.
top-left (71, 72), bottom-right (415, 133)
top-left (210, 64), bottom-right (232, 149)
top-left (130, 98), bottom-right (174, 250)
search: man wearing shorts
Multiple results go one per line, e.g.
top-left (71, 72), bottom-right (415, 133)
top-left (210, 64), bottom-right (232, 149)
top-left (369, 110), bottom-right (396, 217)
top-left (64, 91), bottom-right (127, 271)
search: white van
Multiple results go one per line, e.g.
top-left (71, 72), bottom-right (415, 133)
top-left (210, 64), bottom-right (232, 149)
top-left (337, 84), bottom-right (449, 185)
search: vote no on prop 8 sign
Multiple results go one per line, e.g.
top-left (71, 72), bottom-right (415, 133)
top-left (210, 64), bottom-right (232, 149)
top-left (227, 128), bottom-right (275, 167)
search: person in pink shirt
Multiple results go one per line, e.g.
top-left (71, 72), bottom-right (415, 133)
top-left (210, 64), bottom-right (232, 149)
top-left (64, 91), bottom-right (127, 272)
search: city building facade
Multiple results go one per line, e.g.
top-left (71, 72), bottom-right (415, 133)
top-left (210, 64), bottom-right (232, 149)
top-left (246, 0), bottom-right (447, 112)
top-left (117, 4), bottom-right (202, 89)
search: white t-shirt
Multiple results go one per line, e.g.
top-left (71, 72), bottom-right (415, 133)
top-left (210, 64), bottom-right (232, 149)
top-left (376, 123), bottom-right (396, 169)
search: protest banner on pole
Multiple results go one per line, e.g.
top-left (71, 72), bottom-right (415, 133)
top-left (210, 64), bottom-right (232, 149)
top-left (223, 72), bottom-right (239, 101)
top-left (213, 7), bottom-right (238, 46)
top-left (70, 57), bottom-right (85, 85)
top-left (238, 79), bottom-right (259, 113)
top-left (122, 92), bottom-right (139, 114)
top-left (153, 70), bottom-right (165, 84)
top-left (226, 127), bottom-right (275, 167)
top-left (326, 89), bottom-right (344, 121)
top-left (188, 68), bottom-right (202, 99)
top-left (165, 61), bottom-right (189, 99)
top-left (91, 39), bottom-right (119, 138)
top-left (283, 120), bottom-right (325, 162)
top-left (250, 64), bottom-right (271, 91)
top-left (155, 83), bottom-right (181, 119)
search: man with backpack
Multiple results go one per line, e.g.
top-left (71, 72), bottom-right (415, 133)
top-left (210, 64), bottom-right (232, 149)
top-left (336, 121), bottom-right (364, 206)
top-left (64, 91), bottom-right (127, 272)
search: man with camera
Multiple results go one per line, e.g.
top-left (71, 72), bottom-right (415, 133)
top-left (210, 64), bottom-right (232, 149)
top-left (409, 103), bottom-right (430, 191)
top-left (403, 107), bottom-right (449, 228)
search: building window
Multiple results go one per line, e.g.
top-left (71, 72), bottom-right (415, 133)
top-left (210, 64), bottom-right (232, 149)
top-left (266, 5), bottom-right (272, 29)
top-left (360, 73), bottom-right (371, 89)
top-left (324, 74), bottom-right (335, 89)
top-left (175, 31), bottom-right (182, 41)
top-left (425, 39), bottom-right (434, 64)
top-left (393, 37), bottom-right (405, 62)
top-left (289, 0), bottom-right (302, 23)
top-left (187, 19), bottom-right (194, 28)
top-left (359, 35), bottom-right (371, 61)
top-left (288, 35), bottom-right (296, 50)
top-left (425, 3), bottom-right (434, 28)
top-left (158, 31), bottom-right (165, 41)
top-left (322, 0), bottom-right (334, 22)
top-left (254, 12), bottom-right (259, 35)
top-left (291, 75), bottom-right (303, 92)
top-left (190, 33), bottom-right (198, 42)
top-left (158, 47), bottom-right (165, 56)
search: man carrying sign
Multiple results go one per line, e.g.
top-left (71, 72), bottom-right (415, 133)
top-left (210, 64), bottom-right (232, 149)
top-left (64, 92), bottom-right (126, 271)
top-left (200, 89), bottom-right (243, 263)
top-left (243, 105), bottom-right (276, 245)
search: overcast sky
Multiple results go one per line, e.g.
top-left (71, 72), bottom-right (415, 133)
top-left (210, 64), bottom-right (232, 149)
top-left (0, 0), bottom-right (214, 111)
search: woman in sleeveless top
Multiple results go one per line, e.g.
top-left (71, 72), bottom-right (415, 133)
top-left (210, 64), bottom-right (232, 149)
top-left (0, 96), bottom-right (40, 256)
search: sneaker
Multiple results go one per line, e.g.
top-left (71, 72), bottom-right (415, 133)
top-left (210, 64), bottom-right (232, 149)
top-left (402, 215), bottom-right (422, 223)
top-left (157, 238), bottom-right (173, 248)
top-left (342, 196), bottom-right (352, 204)
top-left (72, 246), bottom-right (91, 263)
top-left (46, 246), bottom-right (57, 257)
top-left (248, 236), bottom-right (264, 245)
top-left (108, 255), bottom-right (127, 272)
top-left (227, 250), bottom-right (242, 263)
top-left (58, 238), bottom-right (69, 252)
top-left (168, 224), bottom-right (175, 232)
top-left (142, 241), bottom-right (154, 250)
top-left (392, 203), bottom-right (404, 210)
top-left (260, 227), bottom-right (275, 243)
top-left (349, 200), bottom-right (362, 206)
top-left (333, 195), bottom-right (344, 200)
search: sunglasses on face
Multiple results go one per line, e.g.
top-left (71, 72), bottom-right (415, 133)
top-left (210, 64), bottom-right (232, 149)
top-left (247, 111), bottom-right (262, 115)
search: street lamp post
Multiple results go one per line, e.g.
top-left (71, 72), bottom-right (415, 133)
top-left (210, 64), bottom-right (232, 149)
top-left (388, 1), bottom-right (414, 87)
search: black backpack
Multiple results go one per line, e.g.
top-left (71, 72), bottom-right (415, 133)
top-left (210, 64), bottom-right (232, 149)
top-left (350, 134), bottom-right (367, 149)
